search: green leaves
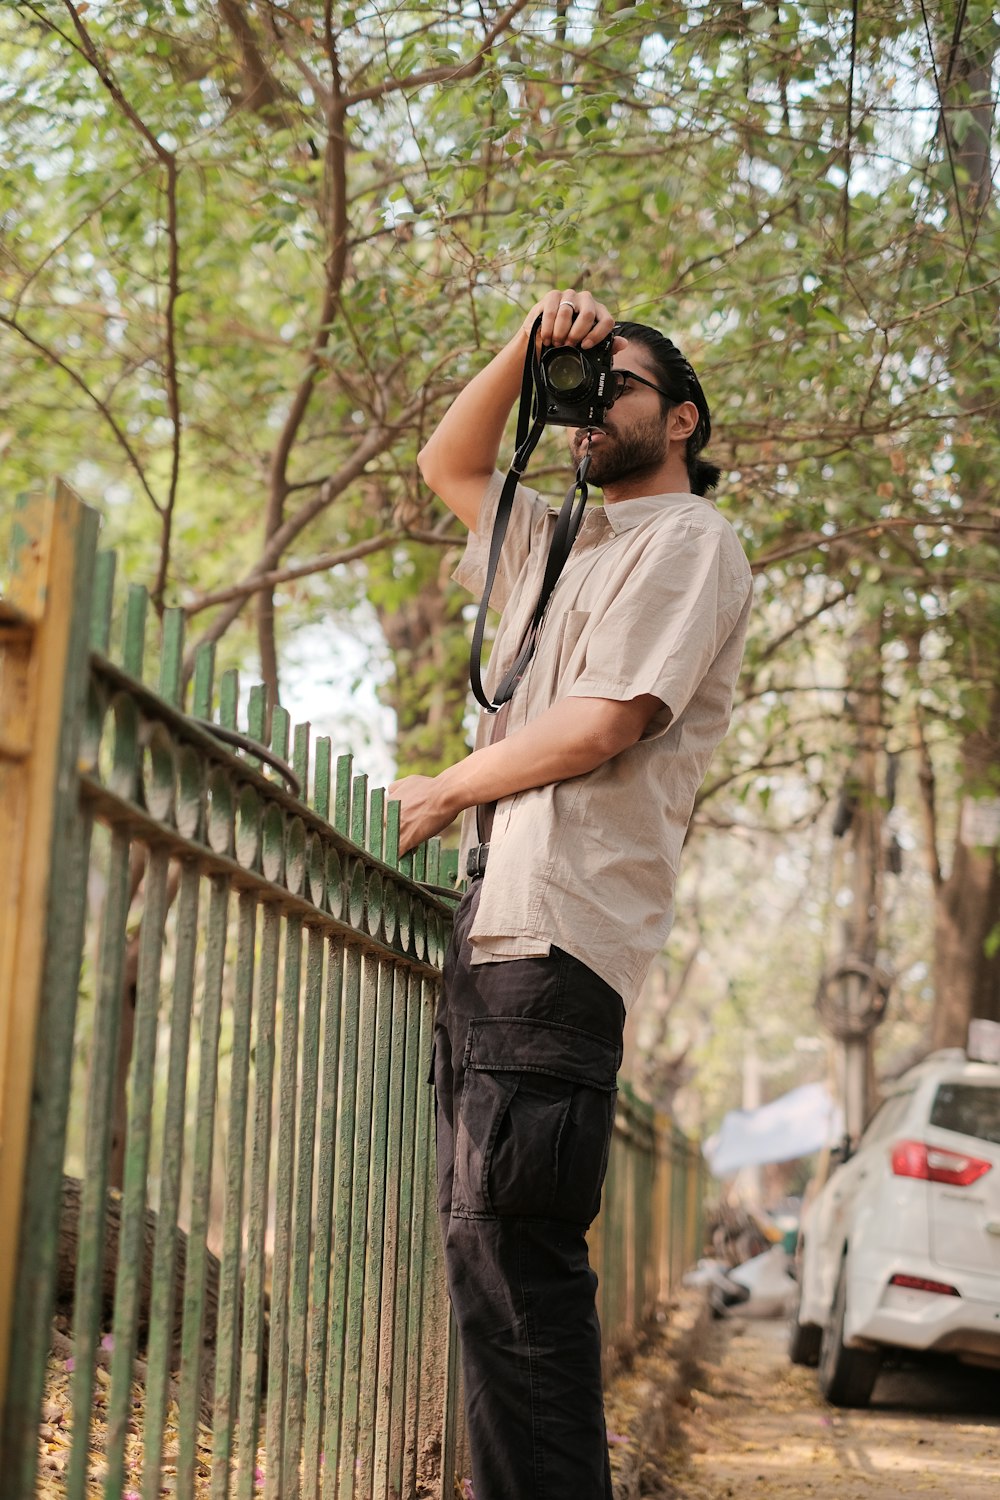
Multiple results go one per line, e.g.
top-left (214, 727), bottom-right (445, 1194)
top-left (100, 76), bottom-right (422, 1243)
top-left (0, 0), bottom-right (996, 803)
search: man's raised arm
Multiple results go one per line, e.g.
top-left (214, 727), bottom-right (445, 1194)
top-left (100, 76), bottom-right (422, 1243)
top-left (417, 287), bottom-right (618, 531)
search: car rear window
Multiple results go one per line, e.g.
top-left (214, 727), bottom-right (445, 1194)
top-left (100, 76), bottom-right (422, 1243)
top-left (929, 1084), bottom-right (1000, 1146)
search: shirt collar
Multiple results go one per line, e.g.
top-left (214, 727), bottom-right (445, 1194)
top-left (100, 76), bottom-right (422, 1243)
top-left (601, 492), bottom-right (712, 535)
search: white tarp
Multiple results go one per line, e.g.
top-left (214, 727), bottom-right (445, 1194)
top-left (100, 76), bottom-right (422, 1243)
top-left (704, 1081), bottom-right (843, 1177)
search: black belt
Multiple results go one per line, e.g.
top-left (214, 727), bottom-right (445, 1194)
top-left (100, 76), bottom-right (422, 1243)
top-left (466, 842), bottom-right (489, 880)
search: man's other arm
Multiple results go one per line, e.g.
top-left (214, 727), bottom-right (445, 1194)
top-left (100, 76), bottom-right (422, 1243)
top-left (417, 288), bottom-right (618, 531)
top-left (389, 693), bottom-right (665, 856)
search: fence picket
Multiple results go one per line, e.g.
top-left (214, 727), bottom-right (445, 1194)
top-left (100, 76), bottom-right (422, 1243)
top-left (210, 890), bottom-right (257, 1500)
top-left (334, 753), bottom-right (352, 834)
top-left (373, 963), bottom-right (408, 1500)
top-left (141, 860), bottom-right (200, 1500)
top-left (219, 668), bottom-right (239, 732)
top-left (282, 922), bottom-right (325, 1499)
top-left (177, 872), bottom-right (229, 1496)
top-left (235, 900), bottom-right (281, 1500)
top-left (320, 940), bottom-right (362, 1496)
top-left (159, 607), bottom-right (185, 706)
top-left (301, 939), bottom-right (344, 1500)
top-left (293, 720), bottom-right (311, 802)
top-left (66, 819), bottom-right (134, 1500)
top-left (313, 736), bottom-right (332, 821)
top-left (90, 550), bottom-right (117, 653)
top-left (122, 582), bottom-right (148, 678)
top-left (262, 903), bottom-right (303, 1500)
top-left (335, 948), bottom-right (378, 1500)
top-left (192, 640), bottom-right (216, 720)
top-left (105, 845), bottom-right (170, 1498)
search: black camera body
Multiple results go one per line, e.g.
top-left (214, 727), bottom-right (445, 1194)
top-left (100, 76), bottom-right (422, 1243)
top-left (539, 332), bottom-right (616, 428)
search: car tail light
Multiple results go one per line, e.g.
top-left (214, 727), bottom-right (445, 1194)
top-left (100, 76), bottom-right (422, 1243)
top-left (890, 1139), bottom-right (992, 1187)
top-left (889, 1273), bottom-right (960, 1296)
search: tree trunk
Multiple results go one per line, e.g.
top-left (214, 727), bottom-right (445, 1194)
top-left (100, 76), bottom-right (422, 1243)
top-left (837, 615), bottom-right (886, 1134)
top-left (929, 15), bottom-right (1000, 1049)
top-left (376, 552), bottom-right (470, 778)
top-left (932, 682), bottom-right (1000, 1047)
top-left (55, 1174), bottom-right (266, 1424)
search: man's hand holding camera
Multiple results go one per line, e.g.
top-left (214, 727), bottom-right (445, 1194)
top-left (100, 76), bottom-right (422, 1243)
top-left (519, 287), bottom-right (621, 354)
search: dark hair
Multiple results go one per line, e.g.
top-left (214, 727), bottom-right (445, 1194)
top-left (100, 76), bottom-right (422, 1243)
top-left (614, 321), bottom-right (721, 495)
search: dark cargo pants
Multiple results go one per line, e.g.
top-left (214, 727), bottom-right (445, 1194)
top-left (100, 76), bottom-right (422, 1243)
top-left (432, 880), bottom-right (625, 1500)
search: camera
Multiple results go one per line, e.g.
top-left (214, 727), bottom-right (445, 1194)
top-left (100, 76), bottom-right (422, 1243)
top-left (539, 331), bottom-right (617, 428)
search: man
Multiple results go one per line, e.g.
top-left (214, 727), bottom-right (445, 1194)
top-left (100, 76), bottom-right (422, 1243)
top-left (389, 287), bottom-right (752, 1499)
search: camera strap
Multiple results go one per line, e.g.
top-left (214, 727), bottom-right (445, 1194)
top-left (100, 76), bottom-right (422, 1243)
top-left (469, 317), bottom-right (592, 714)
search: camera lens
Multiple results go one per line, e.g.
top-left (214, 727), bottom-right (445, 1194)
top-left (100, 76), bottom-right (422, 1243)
top-left (544, 349), bottom-right (589, 396)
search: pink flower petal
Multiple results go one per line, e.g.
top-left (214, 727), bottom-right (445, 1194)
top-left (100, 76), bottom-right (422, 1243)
top-left (607, 1432), bottom-right (630, 1446)
top-left (255, 1466), bottom-right (265, 1487)
top-left (101, 1334), bottom-right (115, 1352)
top-left (64, 1356), bottom-right (75, 1373)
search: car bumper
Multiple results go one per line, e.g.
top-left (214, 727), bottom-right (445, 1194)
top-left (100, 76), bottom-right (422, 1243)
top-left (848, 1260), bottom-right (1000, 1359)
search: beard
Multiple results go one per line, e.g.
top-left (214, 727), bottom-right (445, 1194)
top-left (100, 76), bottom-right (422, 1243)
top-left (569, 412), bottom-right (669, 487)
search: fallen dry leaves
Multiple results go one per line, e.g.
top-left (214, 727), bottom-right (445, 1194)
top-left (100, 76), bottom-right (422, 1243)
top-left (37, 1327), bottom-right (263, 1499)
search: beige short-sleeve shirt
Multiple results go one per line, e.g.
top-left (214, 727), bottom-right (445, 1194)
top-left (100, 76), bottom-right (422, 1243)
top-left (455, 470), bottom-right (753, 1010)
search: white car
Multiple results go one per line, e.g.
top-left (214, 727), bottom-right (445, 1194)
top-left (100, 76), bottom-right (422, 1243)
top-left (789, 1048), bottom-right (1000, 1406)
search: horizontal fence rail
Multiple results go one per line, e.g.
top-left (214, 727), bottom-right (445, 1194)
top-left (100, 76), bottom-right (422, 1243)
top-left (0, 489), bottom-right (704, 1500)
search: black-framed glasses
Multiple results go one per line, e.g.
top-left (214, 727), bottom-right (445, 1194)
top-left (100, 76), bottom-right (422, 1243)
top-left (609, 368), bottom-right (677, 404)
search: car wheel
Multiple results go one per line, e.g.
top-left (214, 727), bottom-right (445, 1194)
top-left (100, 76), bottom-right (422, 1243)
top-left (817, 1257), bottom-right (880, 1407)
top-left (788, 1283), bottom-right (822, 1367)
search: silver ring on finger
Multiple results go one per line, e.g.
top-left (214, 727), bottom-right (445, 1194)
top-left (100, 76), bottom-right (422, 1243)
top-left (559, 300), bottom-right (577, 312)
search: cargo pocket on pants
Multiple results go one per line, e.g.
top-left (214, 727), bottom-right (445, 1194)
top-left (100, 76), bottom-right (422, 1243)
top-left (453, 1016), bottom-right (620, 1225)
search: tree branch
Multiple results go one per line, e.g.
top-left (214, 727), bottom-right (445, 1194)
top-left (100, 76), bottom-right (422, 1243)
top-left (343, 0), bottom-right (533, 106)
top-left (61, 1), bottom-right (173, 164)
top-left (755, 585), bottom-right (853, 664)
top-left (183, 385), bottom-right (434, 672)
top-left (257, 24), bottom-right (351, 702)
top-left (752, 514), bottom-right (998, 572)
top-left (59, 0), bottom-right (183, 606)
top-left (217, 0), bottom-right (298, 123)
top-left (0, 312), bottom-right (161, 511)
top-left (695, 755), bottom-right (808, 809)
top-left (11, 166), bottom-right (154, 313)
top-left (184, 531), bottom-right (401, 615)
top-left (151, 154), bottom-right (183, 613)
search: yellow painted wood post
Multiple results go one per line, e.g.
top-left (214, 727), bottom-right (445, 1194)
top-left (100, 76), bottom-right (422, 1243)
top-left (652, 1111), bottom-right (670, 1307)
top-left (0, 484), bottom-right (98, 1423)
top-left (686, 1141), bottom-right (704, 1268)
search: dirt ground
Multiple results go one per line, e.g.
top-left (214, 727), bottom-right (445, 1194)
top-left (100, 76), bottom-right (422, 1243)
top-left (649, 1316), bottom-right (1000, 1500)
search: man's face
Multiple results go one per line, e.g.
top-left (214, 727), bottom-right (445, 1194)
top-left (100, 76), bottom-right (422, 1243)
top-left (568, 346), bottom-right (670, 487)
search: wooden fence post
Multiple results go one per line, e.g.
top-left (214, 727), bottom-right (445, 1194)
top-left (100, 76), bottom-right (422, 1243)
top-left (0, 486), bottom-right (99, 1433)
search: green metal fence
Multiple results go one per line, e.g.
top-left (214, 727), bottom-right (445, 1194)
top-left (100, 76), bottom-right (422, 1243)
top-left (0, 489), bottom-right (704, 1500)
top-left (590, 1086), bottom-right (704, 1370)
